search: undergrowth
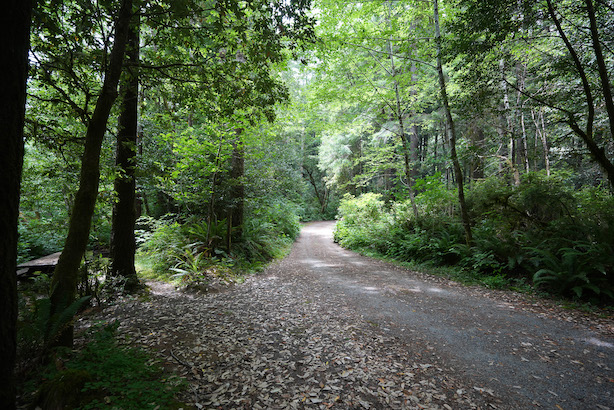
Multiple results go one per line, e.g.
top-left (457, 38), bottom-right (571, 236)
top-left (25, 322), bottom-right (185, 409)
top-left (136, 199), bottom-right (300, 288)
top-left (357, 246), bottom-right (533, 293)
top-left (16, 260), bottom-right (183, 409)
top-left (334, 171), bottom-right (614, 306)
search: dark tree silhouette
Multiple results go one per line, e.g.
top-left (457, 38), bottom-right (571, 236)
top-left (110, 10), bottom-right (140, 290)
top-left (0, 1), bottom-right (32, 407)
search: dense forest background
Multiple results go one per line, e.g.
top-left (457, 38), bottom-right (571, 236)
top-left (3, 0), bottom-right (614, 406)
top-left (19, 0), bottom-right (614, 301)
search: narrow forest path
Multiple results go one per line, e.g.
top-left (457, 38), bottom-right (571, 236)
top-left (82, 221), bottom-right (614, 409)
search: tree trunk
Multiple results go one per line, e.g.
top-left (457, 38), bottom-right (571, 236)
top-left (499, 58), bottom-right (521, 185)
top-left (385, 33), bottom-right (419, 218)
top-left (304, 166), bottom-right (327, 212)
top-left (206, 134), bottom-right (226, 247)
top-left (408, 59), bottom-right (420, 174)
top-left (433, 0), bottom-right (472, 245)
top-left (468, 122), bottom-right (485, 180)
top-left (541, 112), bottom-right (550, 176)
top-left (228, 129), bottom-right (245, 246)
top-left (520, 111), bottom-right (530, 172)
top-left (0, 2), bottom-right (31, 407)
top-left (516, 63), bottom-right (530, 173)
top-left (433, 127), bottom-right (440, 174)
top-left (50, 0), bottom-right (133, 348)
top-left (532, 108), bottom-right (551, 175)
top-left (110, 9), bottom-right (139, 290)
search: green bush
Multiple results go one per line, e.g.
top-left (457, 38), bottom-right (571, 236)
top-left (413, 172), bottom-right (457, 223)
top-left (337, 192), bottom-right (385, 226)
top-left (333, 171), bottom-right (614, 304)
top-left (334, 193), bottom-right (389, 249)
top-left (255, 198), bottom-right (301, 240)
top-left (18, 216), bottom-right (66, 263)
top-left (17, 292), bottom-right (91, 361)
top-left (528, 242), bottom-right (614, 301)
top-left (240, 219), bottom-right (287, 261)
top-left (137, 215), bottom-right (189, 275)
top-left (238, 198), bottom-right (301, 262)
top-left (138, 199), bottom-right (302, 282)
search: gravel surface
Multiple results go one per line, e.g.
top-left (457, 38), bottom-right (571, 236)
top-left (80, 221), bottom-right (614, 409)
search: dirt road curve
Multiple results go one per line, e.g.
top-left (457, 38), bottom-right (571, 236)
top-left (86, 221), bottom-right (614, 409)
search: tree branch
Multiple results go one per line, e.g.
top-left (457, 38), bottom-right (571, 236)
top-left (546, 0), bottom-right (595, 139)
top-left (343, 41), bottom-right (436, 69)
top-left (585, 0), bottom-right (614, 140)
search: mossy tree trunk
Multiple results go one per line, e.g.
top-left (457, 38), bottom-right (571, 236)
top-left (433, 0), bottom-right (473, 246)
top-left (49, 0), bottom-right (133, 348)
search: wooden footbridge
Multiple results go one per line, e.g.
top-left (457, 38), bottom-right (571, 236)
top-left (16, 251), bottom-right (61, 279)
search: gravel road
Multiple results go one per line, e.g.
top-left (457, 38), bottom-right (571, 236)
top-left (289, 221), bottom-right (614, 409)
top-left (85, 220), bottom-right (614, 409)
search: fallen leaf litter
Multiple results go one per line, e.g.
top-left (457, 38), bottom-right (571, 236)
top-left (74, 223), bottom-right (614, 409)
top-left (78, 275), bottom-right (498, 409)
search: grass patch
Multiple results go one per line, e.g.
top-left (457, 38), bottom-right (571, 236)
top-left (136, 254), bottom-right (182, 284)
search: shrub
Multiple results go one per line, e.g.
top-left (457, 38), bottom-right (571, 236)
top-left (333, 171), bottom-right (614, 304)
top-left (528, 242), bottom-right (614, 301)
top-left (253, 197), bottom-right (301, 240)
top-left (17, 293), bottom-right (91, 363)
top-left (137, 215), bottom-right (189, 275)
top-left (240, 219), bottom-right (286, 261)
top-left (337, 193), bottom-right (386, 226)
top-left (18, 216), bottom-right (66, 263)
top-left (138, 199), bottom-right (302, 282)
top-left (413, 172), bottom-right (457, 220)
top-left (334, 193), bottom-right (389, 249)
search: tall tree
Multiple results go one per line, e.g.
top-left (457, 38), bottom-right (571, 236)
top-left (49, 0), bottom-right (133, 347)
top-left (433, 0), bottom-right (472, 244)
top-left (449, 0), bottom-right (614, 188)
top-left (314, 0), bottom-right (432, 202)
top-left (385, 2), bottom-right (419, 218)
top-left (228, 129), bottom-right (245, 245)
top-left (110, 6), bottom-right (140, 289)
top-left (545, 0), bottom-right (614, 188)
top-left (0, 1), bottom-right (32, 407)
top-left (137, 0), bottom-right (315, 226)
